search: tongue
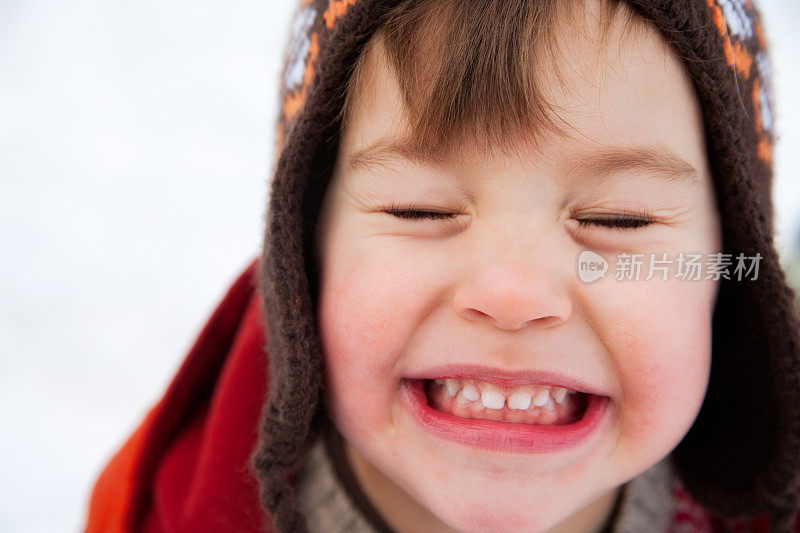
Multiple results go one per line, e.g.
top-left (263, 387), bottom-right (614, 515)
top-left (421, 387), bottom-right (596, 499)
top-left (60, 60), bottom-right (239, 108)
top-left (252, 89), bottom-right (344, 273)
top-left (424, 380), bottom-right (586, 426)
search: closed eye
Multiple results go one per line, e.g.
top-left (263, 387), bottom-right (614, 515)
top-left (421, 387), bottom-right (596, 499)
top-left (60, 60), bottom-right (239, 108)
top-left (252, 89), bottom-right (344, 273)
top-left (384, 208), bottom-right (458, 221)
top-left (381, 204), bottom-right (656, 231)
top-left (379, 200), bottom-right (461, 223)
top-left (575, 213), bottom-right (655, 230)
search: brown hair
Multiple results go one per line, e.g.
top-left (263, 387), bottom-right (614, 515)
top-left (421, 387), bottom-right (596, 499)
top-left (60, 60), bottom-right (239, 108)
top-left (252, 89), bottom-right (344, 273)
top-left (338, 0), bottom-right (646, 160)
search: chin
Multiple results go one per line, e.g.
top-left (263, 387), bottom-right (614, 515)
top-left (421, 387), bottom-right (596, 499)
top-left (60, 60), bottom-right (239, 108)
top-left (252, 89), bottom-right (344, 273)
top-left (413, 478), bottom-right (582, 533)
top-left (434, 502), bottom-right (563, 533)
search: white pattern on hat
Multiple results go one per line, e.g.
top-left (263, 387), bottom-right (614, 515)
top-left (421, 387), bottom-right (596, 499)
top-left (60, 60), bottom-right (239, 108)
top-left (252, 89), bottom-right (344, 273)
top-left (284, 4), bottom-right (318, 92)
top-left (755, 51), bottom-right (774, 133)
top-left (717, 0), bottom-right (754, 39)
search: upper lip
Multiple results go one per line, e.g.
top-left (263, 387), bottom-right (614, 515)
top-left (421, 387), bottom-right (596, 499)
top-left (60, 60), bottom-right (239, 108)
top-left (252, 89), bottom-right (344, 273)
top-left (406, 363), bottom-right (608, 397)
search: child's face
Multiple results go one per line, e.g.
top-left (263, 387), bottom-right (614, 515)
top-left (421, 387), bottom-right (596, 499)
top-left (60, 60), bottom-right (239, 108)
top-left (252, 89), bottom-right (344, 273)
top-left (314, 5), bottom-right (722, 532)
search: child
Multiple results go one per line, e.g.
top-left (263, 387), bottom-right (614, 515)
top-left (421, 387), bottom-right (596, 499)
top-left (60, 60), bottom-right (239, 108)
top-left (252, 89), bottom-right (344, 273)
top-left (84, 0), bottom-right (800, 531)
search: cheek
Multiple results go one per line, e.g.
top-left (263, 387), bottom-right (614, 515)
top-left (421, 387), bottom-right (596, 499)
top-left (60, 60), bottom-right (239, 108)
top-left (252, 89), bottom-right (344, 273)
top-left (317, 261), bottom-right (393, 433)
top-left (594, 277), bottom-right (715, 453)
top-left (315, 243), bottom-right (440, 436)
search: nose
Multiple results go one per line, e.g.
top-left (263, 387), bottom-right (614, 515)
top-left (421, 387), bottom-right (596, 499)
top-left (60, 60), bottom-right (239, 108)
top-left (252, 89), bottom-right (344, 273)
top-left (453, 253), bottom-right (572, 331)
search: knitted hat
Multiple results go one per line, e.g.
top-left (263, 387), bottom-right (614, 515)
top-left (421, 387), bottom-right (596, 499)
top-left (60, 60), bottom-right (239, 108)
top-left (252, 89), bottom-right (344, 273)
top-left (251, 0), bottom-right (800, 531)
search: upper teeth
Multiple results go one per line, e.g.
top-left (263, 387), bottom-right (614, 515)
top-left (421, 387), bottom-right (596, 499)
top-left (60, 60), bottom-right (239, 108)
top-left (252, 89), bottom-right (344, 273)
top-left (434, 378), bottom-right (575, 410)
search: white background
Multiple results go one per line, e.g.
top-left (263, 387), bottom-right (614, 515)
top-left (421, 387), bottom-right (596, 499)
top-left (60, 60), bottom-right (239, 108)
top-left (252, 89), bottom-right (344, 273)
top-left (1, 1), bottom-right (798, 531)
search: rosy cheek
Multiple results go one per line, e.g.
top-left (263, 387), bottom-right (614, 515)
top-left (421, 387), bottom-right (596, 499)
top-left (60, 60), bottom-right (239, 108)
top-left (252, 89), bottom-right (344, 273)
top-left (603, 280), bottom-right (712, 449)
top-left (317, 255), bottom-right (409, 423)
top-left (321, 266), bottom-right (399, 362)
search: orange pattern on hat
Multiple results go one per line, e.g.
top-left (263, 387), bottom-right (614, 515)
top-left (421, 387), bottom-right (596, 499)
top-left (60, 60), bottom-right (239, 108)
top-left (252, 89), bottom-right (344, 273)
top-left (704, 0), bottom-right (772, 166)
top-left (754, 20), bottom-right (766, 49)
top-left (750, 77), bottom-right (772, 165)
top-left (710, 2), bottom-right (727, 36)
top-left (278, 0), bottom-right (357, 150)
top-left (276, 123), bottom-right (285, 155)
top-left (752, 77), bottom-right (762, 132)
top-left (730, 40), bottom-right (752, 78)
top-left (757, 137), bottom-right (772, 166)
top-left (324, 0), bottom-right (357, 29)
top-left (722, 38), bottom-right (734, 67)
top-left (708, 0), bottom-right (753, 80)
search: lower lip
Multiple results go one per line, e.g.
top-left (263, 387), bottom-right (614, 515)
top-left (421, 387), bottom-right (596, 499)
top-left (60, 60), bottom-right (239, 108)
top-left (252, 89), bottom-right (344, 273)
top-left (401, 379), bottom-right (609, 454)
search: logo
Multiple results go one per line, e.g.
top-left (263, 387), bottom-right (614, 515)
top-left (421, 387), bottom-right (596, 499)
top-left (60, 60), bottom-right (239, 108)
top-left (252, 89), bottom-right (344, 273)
top-left (578, 250), bottom-right (608, 283)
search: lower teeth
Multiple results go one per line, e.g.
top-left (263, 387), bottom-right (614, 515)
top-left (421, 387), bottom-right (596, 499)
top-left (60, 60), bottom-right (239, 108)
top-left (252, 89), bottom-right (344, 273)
top-left (424, 380), bottom-right (585, 426)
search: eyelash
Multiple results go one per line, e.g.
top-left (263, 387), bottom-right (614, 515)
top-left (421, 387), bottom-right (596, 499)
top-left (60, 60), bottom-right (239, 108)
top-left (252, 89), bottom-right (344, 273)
top-left (381, 203), bottom-right (655, 230)
top-left (574, 211), bottom-right (656, 230)
top-left (380, 202), bottom-right (460, 223)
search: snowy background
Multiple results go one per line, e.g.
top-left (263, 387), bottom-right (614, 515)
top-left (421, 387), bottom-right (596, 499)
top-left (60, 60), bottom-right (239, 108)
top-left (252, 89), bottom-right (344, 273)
top-left (1, 1), bottom-right (798, 531)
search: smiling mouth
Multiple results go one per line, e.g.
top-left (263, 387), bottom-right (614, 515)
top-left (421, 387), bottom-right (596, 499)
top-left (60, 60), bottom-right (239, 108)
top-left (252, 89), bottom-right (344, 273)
top-left (422, 378), bottom-right (589, 426)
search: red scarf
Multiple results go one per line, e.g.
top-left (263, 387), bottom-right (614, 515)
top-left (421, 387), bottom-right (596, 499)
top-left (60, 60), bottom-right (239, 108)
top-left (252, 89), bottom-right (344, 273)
top-left (84, 258), bottom-right (272, 532)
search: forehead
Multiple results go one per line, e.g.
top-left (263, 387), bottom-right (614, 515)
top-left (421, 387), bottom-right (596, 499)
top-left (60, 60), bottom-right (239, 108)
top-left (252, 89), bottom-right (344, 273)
top-left (337, 2), bottom-right (706, 182)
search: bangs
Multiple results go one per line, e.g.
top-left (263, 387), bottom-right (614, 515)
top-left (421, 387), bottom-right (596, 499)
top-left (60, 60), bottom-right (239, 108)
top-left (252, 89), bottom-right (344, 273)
top-left (339, 0), bottom-right (647, 160)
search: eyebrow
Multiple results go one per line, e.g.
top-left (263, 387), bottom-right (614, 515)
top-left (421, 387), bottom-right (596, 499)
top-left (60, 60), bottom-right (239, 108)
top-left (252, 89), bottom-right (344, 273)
top-left (347, 137), bottom-right (698, 186)
top-left (347, 136), bottom-right (446, 174)
top-left (561, 146), bottom-right (698, 186)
